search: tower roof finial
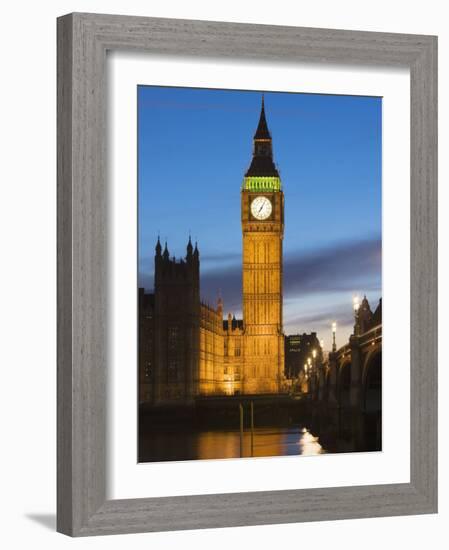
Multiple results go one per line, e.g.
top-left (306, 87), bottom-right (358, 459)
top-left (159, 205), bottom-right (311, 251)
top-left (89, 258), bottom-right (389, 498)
top-left (254, 93), bottom-right (271, 140)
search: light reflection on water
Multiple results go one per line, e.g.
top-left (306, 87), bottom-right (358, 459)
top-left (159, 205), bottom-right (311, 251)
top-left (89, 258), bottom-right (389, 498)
top-left (140, 426), bottom-right (325, 462)
top-left (298, 427), bottom-right (325, 456)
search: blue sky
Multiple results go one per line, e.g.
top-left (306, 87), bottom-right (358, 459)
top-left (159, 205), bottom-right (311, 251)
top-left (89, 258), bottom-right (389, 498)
top-left (138, 86), bottom-right (382, 348)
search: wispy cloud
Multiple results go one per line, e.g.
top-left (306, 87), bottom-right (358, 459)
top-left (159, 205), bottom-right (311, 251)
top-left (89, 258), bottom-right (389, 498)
top-left (139, 236), bottom-right (381, 335)
top-left (201, 251), bottom-right (241, 265)
top-left (198, 236), bottom-right (381, 306)
top-left (284, 303), bottom-right (354, 329)
top-left (283, 237), bottom-right (381, 296)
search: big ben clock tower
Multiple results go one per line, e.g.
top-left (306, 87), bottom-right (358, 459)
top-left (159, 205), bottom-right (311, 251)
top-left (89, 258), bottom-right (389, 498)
top-left (241, 96), bottom-right (284, 394)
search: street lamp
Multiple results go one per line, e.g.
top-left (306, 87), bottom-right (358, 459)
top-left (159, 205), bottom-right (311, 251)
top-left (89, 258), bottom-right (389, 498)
top-left (320, 339), bottom-right (325, 363)
top-left (307, 357), bottom-right (312, 394)
top-left (332, 321), bottom-right (337, 352)
top-left (303, 362), bottom-right (309, 394)
top-left (312, 349), bottom-right (318, 391)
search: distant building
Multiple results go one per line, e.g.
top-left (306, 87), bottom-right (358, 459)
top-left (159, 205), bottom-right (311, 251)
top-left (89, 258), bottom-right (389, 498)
top-left (284, 333), bottom-right (323, 379)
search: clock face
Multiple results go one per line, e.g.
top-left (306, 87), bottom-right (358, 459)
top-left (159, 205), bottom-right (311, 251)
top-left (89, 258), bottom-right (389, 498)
top-left (251, 196), bottom-right (272, 220)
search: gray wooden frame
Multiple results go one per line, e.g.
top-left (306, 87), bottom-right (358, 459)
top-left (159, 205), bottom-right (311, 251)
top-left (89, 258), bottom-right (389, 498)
top-left (57, 12), bottom-right (438, 537)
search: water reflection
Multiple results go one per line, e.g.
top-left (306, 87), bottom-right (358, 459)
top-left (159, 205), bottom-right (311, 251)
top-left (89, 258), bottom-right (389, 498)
top-left (139, 425), bottom-right (325, 463)
top-left (299, 427), bottom-right (325, 456)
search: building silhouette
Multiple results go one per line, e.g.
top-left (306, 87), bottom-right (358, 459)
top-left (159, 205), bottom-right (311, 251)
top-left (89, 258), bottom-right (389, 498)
top-left (139, 97), bottom-right (286, 405)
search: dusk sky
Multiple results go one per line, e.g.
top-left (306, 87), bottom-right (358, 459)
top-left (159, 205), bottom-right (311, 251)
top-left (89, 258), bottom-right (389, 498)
top-left (138, 86), bottom-right (382, 348)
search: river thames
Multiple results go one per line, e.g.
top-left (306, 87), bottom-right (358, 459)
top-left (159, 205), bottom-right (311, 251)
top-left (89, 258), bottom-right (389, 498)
top-left (139, 425), bottom-right (326, 462)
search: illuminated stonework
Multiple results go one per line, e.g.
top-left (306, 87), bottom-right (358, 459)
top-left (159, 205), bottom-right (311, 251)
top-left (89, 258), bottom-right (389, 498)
top-left (240, 96), bottom-right (285, 394)
top-left (139, 97), bottom-right (286, 405)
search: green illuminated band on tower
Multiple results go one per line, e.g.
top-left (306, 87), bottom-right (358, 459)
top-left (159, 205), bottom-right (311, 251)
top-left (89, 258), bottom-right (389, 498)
top-left (242, 176), bottom-right (282, 192)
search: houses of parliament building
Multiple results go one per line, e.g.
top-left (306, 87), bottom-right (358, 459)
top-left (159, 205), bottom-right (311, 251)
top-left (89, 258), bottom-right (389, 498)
top-left (139, 97), bottom-right (287, 405)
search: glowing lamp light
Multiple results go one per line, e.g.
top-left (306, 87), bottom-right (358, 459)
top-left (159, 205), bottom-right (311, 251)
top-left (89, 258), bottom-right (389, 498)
top-left (312, 349), bottom-right (317, 359)
top-left (331, 322), bottom-right (337, 352)
top-left (353, 295), bottom-right (360, 312)
top-left (307, 357), bottom-right (312, 366)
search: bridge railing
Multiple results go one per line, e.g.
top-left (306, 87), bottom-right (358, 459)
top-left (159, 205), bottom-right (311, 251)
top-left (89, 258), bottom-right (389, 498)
top-left (358, 324), bottom-right (382, 347)
top-left (335, 324), bottom-right (382, 358)
top-left (336, 343), bottom-right (351, 359)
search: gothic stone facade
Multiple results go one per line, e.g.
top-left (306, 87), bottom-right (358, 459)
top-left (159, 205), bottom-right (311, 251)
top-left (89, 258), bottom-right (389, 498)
top-left (139, 98), bottom-right (286, 405)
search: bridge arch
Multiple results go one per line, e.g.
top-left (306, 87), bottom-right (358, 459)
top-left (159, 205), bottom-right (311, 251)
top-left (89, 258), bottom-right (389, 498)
top-left (362, 345), bottom-right (382, 413)
top-left (317, 367), bottom-right (329, 402)
top-left (361, 346), bottom-right (382, 449)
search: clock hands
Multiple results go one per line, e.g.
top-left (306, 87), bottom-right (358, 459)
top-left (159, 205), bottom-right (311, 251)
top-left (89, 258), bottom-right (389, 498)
top-left (251, 197), bottom-right (271, 220)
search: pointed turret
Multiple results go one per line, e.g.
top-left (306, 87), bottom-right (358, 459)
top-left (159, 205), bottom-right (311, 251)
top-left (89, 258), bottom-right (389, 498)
top-left (217, 290), bottom-right (223, 316)
top-left (186, 235), bottom-right (193, 258)
top-left (359, 295), bottom-right (373, 317)
top-left (372, 298), bottom-right (382, 326)
top-left (244, 94), bottom-right (281, 185)
top-left (162, 241), bottom-right (169, 260)
top-left (356, 294), bottom-right (374, 335)
top-left (155, 235), bottom-right (162, 256)
top-left (254, 94), bottom-right (271, 140)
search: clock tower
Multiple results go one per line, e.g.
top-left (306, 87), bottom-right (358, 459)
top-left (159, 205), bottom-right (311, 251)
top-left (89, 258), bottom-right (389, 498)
top-left (241, 96), bottom-right (284, 393)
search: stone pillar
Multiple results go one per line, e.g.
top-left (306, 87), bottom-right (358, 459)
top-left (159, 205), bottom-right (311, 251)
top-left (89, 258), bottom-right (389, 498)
top-left (327, 352), bottom-right (338, 406)
top-left (311, 372), bottom-right (318, 400)
top-left (349, 335), bottom-right (362, 409)
top-left (317, 364), bottom-right (326, 401)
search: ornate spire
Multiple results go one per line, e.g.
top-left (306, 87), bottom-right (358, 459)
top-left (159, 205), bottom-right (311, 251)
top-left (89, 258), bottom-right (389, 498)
top-left (217, 289), bottom-right (223, 313)
top-left (245, 94), bottom-right (279, 178)
top-left (356, 294), bottom-right (374, 335)
top-left (186, 235), bottom-right (193, 257)
top-left (254, 94), bottom-right (271, 140)
top-left (155, 235), bottom-right (162, 256)
top-left (360, 295), bottom-right (372, 313)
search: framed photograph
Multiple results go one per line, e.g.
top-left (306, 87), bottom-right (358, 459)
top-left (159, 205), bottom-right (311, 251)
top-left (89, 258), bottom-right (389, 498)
top-left (57, 13), bottom-right (437, 536)
top-left (135, 86), bottom-right (383, 463)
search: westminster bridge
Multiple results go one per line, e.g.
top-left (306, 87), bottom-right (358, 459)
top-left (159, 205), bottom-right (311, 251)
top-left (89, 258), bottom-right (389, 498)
top-left (309, 323), bottom-right (382, 413)
top-left (303, 297), bottom-right (382, 452)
